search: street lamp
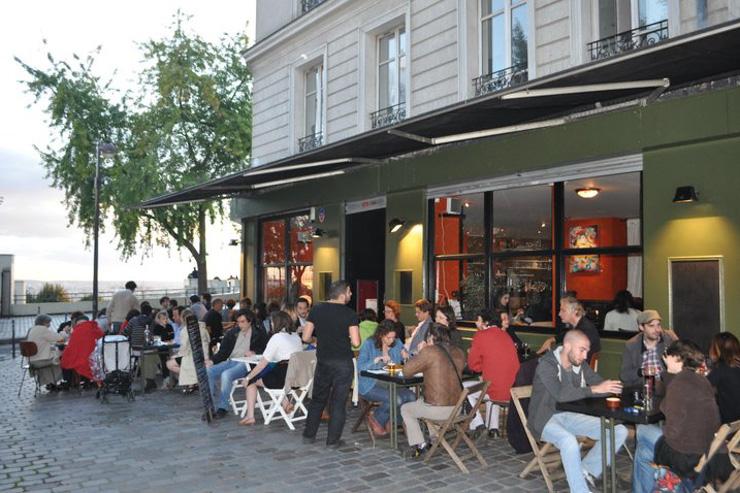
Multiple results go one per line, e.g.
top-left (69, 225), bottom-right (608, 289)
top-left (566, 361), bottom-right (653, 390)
top-left (92, 140), bottom-right (117, 318)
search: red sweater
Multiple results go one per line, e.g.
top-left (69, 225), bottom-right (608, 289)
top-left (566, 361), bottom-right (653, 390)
top-left (467, 327), bottom-right (520, 401)
top-left (60, 321), bottom-right (104, 380)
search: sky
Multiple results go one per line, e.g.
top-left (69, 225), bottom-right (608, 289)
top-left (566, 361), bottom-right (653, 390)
top-left (0, 1), bottom-right (256, 285)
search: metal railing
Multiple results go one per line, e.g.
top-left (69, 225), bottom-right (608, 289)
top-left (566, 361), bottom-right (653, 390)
top-left (298, 131), bottom-right (323, 152)
top-left (301, 0), bottom-right (325, 15)
top-left (473, 64), bottom-right (528, 97)
top-left (587, 20), bottom-right (669, 61)
top-left (14, 286), bottom-right (239, 304)
top-left (370, 102), bottom-right (406, 129)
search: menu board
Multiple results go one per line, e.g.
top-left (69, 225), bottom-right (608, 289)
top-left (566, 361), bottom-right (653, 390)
top-left (186, 315), bottom-right (215, 422)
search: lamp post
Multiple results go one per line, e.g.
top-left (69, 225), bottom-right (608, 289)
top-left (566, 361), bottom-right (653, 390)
top-left (92, 140), bottom-right (117, 318)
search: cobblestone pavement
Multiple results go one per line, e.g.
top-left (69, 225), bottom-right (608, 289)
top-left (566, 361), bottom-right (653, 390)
top-left (1, 347), bottom-right (633, 492)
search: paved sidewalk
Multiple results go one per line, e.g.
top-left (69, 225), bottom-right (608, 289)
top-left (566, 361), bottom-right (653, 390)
top-left (2, 347), bottom-right (632, 492)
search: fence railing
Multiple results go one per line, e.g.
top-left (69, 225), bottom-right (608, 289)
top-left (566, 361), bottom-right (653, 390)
top-left (301, 0), bottom-right (325, 15)
top-left (14, 286), bottom-right (239, 304)
top-left (298, 131), bottom-right (323, 153)
top-left (587, 20), bottom-right (669, 61)
top-left (370, 102), bottom-right (407, 129)
top-left (472, 64), bottom-right (528, 97)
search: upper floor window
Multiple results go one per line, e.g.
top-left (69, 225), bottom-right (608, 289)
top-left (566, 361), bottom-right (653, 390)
top-left (589, 0), bottom-right (669, 61)
top-left (372, 26), bottom-right (407, 129)
top-left (300, 0), bottom-right (325, 15)
top-left (299, 63), bottom-right (324, 152)
top-left (475, 0), bottom-right (529, 97)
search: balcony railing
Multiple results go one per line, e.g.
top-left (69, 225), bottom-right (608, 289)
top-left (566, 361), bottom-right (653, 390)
top-left (371, 102), bottom-right (406, 129)
top-left (298, 131), bottom-right (323, 152)
top-left (301, 0), bottom-right (325, 15)
top-left (473, 64), bottom-right (528, 97)
top-left (587, 20), bottom-right (669, 61)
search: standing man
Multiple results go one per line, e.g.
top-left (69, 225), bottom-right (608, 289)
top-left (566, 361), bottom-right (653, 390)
top-left (189, 295), bottom-right (207, 321)
top-left (203, 298), bottom-right (225, 346)
top-left (107, 281), bottom-right (139, 334)
top-left (529, 330), bottom-right (627, 492)
top-left (302, 280), bottom-right (360, 448)
top-left (620, 309), bottom-right (677, 388)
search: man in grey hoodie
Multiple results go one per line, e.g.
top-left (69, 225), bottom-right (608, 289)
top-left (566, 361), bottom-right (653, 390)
top-left (529, 330), bottom-right (627, 493)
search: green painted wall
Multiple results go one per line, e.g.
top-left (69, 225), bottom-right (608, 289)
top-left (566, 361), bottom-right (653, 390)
top-left (643, 136), bottom-right (740, 338)
top-left (311, 203), bottom-right (342, 302)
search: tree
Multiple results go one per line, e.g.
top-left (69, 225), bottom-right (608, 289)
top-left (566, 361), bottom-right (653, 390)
top-left (16, 12), bottom-right (252, 293)
top-left (27, 283), bottom-right (70, 303)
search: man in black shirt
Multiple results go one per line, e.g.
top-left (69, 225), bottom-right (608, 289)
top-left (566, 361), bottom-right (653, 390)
top-left (203, 298), bottom-right (225, 345)
top-left (302, 280), bottom-right (360, 448)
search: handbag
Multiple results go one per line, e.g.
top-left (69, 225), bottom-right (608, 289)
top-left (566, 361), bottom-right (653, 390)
top-left (438, 344), bottom-right (473, 415)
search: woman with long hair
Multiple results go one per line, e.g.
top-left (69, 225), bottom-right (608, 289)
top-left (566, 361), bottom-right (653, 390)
top-left (708, 332), bottom-right (740, 423)
top-left (434, 305), bottom-right (463, 349)
top-left (383, 300), bottom-right (406, 343)
top-left (603, 290), bottom-right (640, 332)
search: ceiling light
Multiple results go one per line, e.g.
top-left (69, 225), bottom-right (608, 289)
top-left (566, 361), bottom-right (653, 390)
top-left (672, 186), bottom-right (698, 203)
top-left (311, 228), bottom-right (325, 238)
top-left (388, 218), bottom-right (405, 234)
top-left (576, 187), bottom-right (601, 199)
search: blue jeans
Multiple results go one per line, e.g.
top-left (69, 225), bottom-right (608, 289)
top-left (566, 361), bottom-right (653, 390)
top-left (360, 385), bottom-right (415, 428)
top-left (207, 360), bottom-right (248, 412)
top-left (541, 412), bottom-right (628, 493)
top-left (633, 424), bottom-right (663, 493)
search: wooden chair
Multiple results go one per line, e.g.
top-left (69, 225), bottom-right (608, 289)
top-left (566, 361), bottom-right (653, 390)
top-left (510, 385), bottom-right (592, 493)
top-left (351, 397), bottom-right (380, 447)
top-left (695, 420), bottom-right (740, 493)
top-left (17, 341), bottom-right (39, 397)
top-left (588, 351), bottom-right (600, 372)
top-left (422, 380), bottom-right (491, 474)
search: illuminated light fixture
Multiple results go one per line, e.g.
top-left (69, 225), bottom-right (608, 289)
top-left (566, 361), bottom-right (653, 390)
top-left (388, 218), bottom-right (405, 234)
top-left (228, 239), bottom-right (239, 246)
top-left (463, 201), bottom-right (471, 208)
top-left (311, 228), bottom-right (325, 238)
top-left (576, 187), bottom-right (601, 199)
top-left (672, 186), bottom-right (698, 203)
top-left (251, 170), bottom-right (346, 189)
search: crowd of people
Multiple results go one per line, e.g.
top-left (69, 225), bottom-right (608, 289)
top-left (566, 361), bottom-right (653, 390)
top-left (20, 280), bottom-right (740, 492)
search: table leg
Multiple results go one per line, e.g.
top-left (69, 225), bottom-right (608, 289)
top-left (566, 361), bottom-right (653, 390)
top-left (389, 382), bottom-right (398, 449)
top-left (609, 418), bottom-right (617, 493)
top-left (600, 416), bottom-right (608, 493)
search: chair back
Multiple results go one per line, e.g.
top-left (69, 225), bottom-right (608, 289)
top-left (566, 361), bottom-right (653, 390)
top-left (20, 341), bottom-right (38, 358)
top-left (694, 419), bottom-right (740, 474)
top-left (588, 352), bottom-right (600, 372)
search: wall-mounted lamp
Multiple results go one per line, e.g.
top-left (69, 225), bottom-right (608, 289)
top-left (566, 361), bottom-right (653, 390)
top-left (388, 218), bottom-right (405, 234)
top-left (575, 187), bottom-right (600, 199)
top-left (672, 186), bottom-right (698, 203)
top-left (228, 239), bottom-right (240, 246)
top-left (312, 228), bottom-right (325, 238)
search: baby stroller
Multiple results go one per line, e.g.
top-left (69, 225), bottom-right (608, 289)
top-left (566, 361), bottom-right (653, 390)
top-left (95, 335), bottom-right (135, 403)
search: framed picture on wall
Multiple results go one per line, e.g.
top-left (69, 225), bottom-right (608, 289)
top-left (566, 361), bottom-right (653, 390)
top-left (569, 225), bottom-right (600, 272)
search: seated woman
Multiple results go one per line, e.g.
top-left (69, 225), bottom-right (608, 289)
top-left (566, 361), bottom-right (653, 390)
top-left (60, 316), bottom-right (104, 385)
top-left (357, 320), bottom-right (414, 436)
top-left (238, 311), bottom-right (303, 426)
top-left (633, 340), bottom-right (732, 493)
top-left (26, 314), bottom-right (65, 389)
top-left (152, 310), bottom-right (175, 341)
top-left (383, 300), bottom-right (405, 342)
top-left (434, 305), bottom-right (464, 349)
top-left (707, 332), bottom-right (740, 424)
top-left (166, 308), bottom-right (211, 392)
top-left (603, 290), bottom-right (641, 332)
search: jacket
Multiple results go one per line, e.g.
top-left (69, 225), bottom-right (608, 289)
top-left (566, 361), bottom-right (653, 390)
top-left (212, 326), bottom-right (266, 365)
top-left (107, 289), bottom-right (139, 323)
top-left (357, 338), bottom-right (405, 395)
top-left (407, 318), bottom-right (432, 355)
top-left (467, 327), bottom-right (520, 401)
top-left (176, 322), bottom-right (210, 386)
top-left (283, 350), bottom-right (317, 397)
top-left (402, 344), bottom-right (465, 406)
top-left (528, 348), bottom-right (604, 440)
top-left (619, 333), bottom-right (672, 388)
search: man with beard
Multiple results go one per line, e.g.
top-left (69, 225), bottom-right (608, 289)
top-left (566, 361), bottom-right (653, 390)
top-left (529, 330), bottom-right (627, 493)
top-left (619, 309), bottom-right (677, 388)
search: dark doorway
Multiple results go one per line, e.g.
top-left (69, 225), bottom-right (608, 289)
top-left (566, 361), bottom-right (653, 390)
top-left (345, 208), bottom-right (385, 313)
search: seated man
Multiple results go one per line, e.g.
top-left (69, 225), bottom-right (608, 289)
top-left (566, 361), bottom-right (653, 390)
top-left (529, 330), bottom-right (626, 493)
top-left (400, 323), bottom-right (465, 458)
top-left (26, 314), bottom-right (65, 389)
top-left (207, 309), bottom-right (266, 418)
top-left (467, 309), bottom-right (520, 438)
top-left (620, 309), bottom-right (676, 388)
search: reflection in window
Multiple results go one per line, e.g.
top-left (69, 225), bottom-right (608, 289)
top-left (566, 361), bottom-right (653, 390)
top-left (434, 194), bottom-right (485, 255)
top-left (564, 172), bottom-right (641, 248)
top-left (262, 220), bottom-right (286, 264)
top-left (260, 214), bottom-right (314, 304)
top-left (304, 64), bottom-right (324, 137)
top-left (638, 0), bottom-right (668, 27)
top-left (492, 256), bottom-right (553, 325)
top-left (480, 0), bottom-right (528, 74)
top-left (378, 26), bottom-right (407, 109)
top-left (435, 259), bottom-right (486, 320)
top-left (263, 267), bottom-right (286, 304)
top-left (290, 264), bottom-right (313, 303)
top-left (493, 184), bottom-right (551, 251)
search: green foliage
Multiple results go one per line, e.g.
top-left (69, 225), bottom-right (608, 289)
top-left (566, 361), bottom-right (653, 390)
top-left (27, 283), bottom-right (71, 303)
top-left (16, 11), bottom-right (252, 289)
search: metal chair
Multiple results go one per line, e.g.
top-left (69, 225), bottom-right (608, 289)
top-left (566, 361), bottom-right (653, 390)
top-left (17, 341), bottom-right (39, 397)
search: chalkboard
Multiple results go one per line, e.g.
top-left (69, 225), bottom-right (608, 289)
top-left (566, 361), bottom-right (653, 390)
top-left (186, 315), bottom-right (215, 422)
top-left (670, 258), bottom-right (722, 353)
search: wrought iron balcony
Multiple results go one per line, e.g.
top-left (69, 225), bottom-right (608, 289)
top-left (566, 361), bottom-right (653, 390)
top-left (301, 0), bottom-right (325, 15)
top-left (588, 20), bottom-right (669, 61)
top-left (472, 64), bottom-right (528, 97)
top-left (371, 102), bottom-right (406, 129)
top-left (298, 132), bottom-right (323, 152)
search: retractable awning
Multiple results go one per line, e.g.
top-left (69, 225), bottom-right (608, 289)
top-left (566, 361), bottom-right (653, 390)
top-left (139, 19), bottom-right (740, 209)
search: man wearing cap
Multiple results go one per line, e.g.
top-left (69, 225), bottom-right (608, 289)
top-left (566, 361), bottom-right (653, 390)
top-left (619, 309), bottom-right (678, 388)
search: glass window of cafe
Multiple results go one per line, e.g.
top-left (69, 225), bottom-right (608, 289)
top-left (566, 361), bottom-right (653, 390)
top-left (259, 213), bottom-right (314, 304)
top-left (429, 172), bottom-right (642, 329)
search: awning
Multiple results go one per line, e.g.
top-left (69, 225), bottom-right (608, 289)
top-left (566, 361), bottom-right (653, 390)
top-left (140, 19), bottom-right (740, 208)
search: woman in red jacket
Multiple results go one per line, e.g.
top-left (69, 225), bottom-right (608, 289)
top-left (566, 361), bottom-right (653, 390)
top-left (466, 308), bottom-right (520, 438)
top-left (60, 317), bottom-right (104, 384)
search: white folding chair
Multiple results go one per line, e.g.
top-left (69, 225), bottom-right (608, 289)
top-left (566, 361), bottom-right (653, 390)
top-left (256, 356), bottom-right (316, 430)
top-left (230, 377), bottom-right (248, 416)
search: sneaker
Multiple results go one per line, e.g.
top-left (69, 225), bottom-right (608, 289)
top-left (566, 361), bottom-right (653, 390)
top-left (403, 444), bottom-right (428, 460)
top-left (326, 439), bottom-right (346, 449)
top-left (487, 428), bottom-right (500, 439)
top-left (213, 408), bottom-right (228, 419)
top-left (302, 435), bottom-right (316, 444)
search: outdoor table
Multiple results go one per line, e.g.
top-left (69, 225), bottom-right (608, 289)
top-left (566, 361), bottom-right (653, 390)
top-left (556, 391), bottom-right (663, 493)
top-left (231, 354), bottom-right (262, 367)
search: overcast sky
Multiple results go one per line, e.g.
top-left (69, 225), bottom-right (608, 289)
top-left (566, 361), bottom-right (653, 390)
top-left (0, 1), bottom-right (256, 284)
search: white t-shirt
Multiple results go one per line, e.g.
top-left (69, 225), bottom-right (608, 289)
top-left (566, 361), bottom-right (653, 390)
top-left (262, 332), bottom-right (302, 363)
top-left (603, 308), bottom-right (641, 332)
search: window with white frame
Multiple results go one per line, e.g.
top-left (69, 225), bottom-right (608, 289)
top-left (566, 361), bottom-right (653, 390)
top-left (476, 0), bottom-right (528, 96)
top-left (300, 63), bottom-right (324, 152)
top-left (589, 0), bottom-right (669, 61)
top-left (372, 26), bottom-right (407, 128)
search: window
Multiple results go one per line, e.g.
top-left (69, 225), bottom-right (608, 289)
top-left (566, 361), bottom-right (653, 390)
top-left (589, 0), bottom-right (669, 61)
top-left (429, 172), bottom-right (642, 329)
top-left (372, 26), bottom-right (407, 128)
top-left (259, 213), bottom-right (314, 303)
top-left (477, 0), bottom-right (528, 96)
top-left (299, 63), bottom-right (324, 152)
top-left (637, 0), bottom-right (668, 27)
